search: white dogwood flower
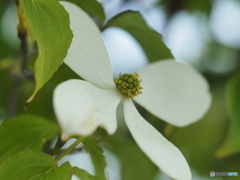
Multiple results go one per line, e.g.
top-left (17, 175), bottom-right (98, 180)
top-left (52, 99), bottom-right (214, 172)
top-left (54, 2), bottom-right (211, 180)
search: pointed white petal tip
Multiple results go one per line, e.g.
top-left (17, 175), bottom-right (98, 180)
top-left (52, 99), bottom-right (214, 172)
top-left (135, 59), bottom-right (211, 127)
top-left (124, 99), bottom-right (192, 180)
top-left (59, 1), bottom-right (115, 90)
top-left (53, 79), bottom-right (122, 140)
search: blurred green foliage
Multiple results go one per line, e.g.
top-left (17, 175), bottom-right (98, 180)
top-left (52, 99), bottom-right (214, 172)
top-left (105, 135), bottom-right (158, 180)
top-left (216, 72), bottom-right (240, 159)
top-left (160, 0), bottom-right (212, 17)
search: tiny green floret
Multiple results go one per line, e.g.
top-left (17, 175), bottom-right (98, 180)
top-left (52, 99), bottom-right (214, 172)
top-left (114, 73), bottom-right (143, 98)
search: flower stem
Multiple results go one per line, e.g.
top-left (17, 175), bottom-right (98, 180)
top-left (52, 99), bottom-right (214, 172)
top-left (55, 136), bottom-right (86, 162)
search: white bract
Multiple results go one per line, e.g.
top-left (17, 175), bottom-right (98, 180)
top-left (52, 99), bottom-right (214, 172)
top-left (54, 2), bottom-right (211, 180)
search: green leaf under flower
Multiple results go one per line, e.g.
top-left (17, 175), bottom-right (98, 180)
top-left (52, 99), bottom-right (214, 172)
top-left (0, 150), bottom-right (72, 180)
top-left (73, 167), bottom-right (96, 180)
top-left (0, 114), bottom-right (59, 164)
top-left (83, 137), bottom-right (107, 180)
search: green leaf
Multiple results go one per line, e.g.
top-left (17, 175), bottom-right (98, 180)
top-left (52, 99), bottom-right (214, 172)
top-left (0, 114), bottom-right (59, 164)
top-left (216, 72), bottom-right (240, 158)
top-left (160, 0), bottom-right (212, 15)
top-left (83, 137), bottom-right (107, 180)
top-left (104, 11), bottom-right (173, 62)
top-left (106, 135), bottom-right (157, 180)
top-left (184, 0), bottom-right (212, 13)
top-left (42, 162), bottom-right (73, 180)
top-left (0, 150), bottom-right (73, 180)
top-left (61, 0), bottom-right (105, 24)
top-left (19, 0), bottom-right (73, 103)
top-left (73, 167), bottom-right (96, 180)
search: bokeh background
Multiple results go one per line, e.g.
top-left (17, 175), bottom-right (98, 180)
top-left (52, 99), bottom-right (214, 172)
top-left (0, 0), bottom-right (240, 179)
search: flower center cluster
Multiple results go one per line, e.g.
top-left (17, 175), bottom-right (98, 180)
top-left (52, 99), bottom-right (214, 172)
top-left (114, 73), bottom-right (143, 98)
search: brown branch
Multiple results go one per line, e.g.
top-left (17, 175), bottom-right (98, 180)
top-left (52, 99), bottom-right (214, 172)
top-left (6, 1), bottom-right (30, 118)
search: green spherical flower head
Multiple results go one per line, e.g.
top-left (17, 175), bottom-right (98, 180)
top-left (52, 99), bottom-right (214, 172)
top-left (114, 73), bottom-right (143, 98)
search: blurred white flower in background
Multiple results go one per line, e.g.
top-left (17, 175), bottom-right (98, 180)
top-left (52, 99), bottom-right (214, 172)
top-left (102, 27), bottom-right (148, 77)
top-left (164, 11), bottom-right (209, 70)
top-left (54, 2), bottom-right (211, 179)
top-left (1, 2), bottom-right (20, 50)
top-left (210, 0), bottom-right (240, 49)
